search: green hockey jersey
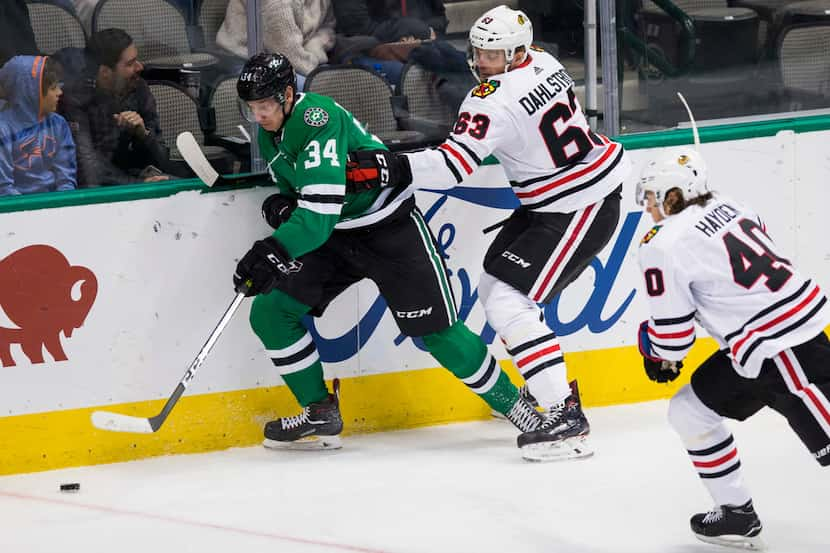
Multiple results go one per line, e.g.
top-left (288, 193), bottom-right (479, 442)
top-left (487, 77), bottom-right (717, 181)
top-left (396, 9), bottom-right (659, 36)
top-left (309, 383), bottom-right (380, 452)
top-left (258, 92), bottom-right (413, 259)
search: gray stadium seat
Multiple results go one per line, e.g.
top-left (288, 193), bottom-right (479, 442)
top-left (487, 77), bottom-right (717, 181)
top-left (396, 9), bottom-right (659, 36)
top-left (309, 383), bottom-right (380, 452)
top-left (198, 0), bottom-right (230, 51)
top-left (398, 62), bottom-right (455, 139)
top-left (304, 66), bottom-right (424, 149)
top-left (148, 80), bottom-right (233, 172)
top-left (27, 1), bottom-right (87, 55)
top-left (777, 22), bottom-right (830, 108)
top-left (92, 0), bottom-right (217, 68)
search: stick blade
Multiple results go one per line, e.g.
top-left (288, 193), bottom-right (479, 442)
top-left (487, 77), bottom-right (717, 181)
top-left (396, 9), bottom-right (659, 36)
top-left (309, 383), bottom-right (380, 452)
top-left (176, 131), bottom-right (219, 187)
top-left (91, 410), bottom-right (155, 434)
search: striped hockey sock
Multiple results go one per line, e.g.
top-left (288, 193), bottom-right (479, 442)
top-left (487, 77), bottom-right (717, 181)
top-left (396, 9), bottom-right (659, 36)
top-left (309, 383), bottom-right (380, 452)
top-left (505, 331), bottom-right (570, 408)
top-left (687, 432), bottom-right (751, 507)
top-left (267, 331), bottom-right (328, 407)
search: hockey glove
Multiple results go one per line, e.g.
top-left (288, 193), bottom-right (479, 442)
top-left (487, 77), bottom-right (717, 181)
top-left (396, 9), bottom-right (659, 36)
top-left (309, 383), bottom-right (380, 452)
top-left (346, 149), bottom-right (412, 190)
top-left (638, 320), bottom-right (683, 383)
top-left (261, 194), bottom-right (296, 230)
top-left (233, 236), bottom-right (299, 296)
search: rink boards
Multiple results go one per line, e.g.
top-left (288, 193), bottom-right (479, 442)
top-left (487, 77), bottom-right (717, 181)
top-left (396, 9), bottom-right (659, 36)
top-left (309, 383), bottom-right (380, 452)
top-left (1, 120), bottom-right (829, 475)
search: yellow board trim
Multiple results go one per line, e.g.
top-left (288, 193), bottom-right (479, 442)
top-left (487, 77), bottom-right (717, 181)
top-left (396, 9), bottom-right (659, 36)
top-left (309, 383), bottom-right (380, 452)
top-left (0, 340), bottom-right (718, 476)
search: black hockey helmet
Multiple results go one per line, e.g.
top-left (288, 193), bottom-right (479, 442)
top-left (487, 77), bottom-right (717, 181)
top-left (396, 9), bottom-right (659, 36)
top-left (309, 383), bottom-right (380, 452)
top-left (237, 52), bottom-right (297, 105)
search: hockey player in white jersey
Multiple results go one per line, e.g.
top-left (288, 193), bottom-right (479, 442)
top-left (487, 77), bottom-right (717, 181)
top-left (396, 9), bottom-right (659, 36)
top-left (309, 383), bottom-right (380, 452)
top-left (349, 5), bottom-right (631, 461)
top-left (636, 145), bottom-right (830, 549)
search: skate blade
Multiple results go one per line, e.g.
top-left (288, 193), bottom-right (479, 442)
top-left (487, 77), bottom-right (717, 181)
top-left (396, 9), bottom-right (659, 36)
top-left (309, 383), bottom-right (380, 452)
top-left (520, 436), bottom-right (594, 462)
top-left (694, 533), bottom-right (766, 551)
top-left (262, 435), bottom-right (342, 451)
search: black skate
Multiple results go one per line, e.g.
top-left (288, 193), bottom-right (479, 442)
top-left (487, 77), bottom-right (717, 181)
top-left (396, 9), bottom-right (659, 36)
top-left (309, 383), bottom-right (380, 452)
top-left (516, 380), bottom-right (593, 462)
top-left (263, 379), bottom-right (343, 450)
top-left (690, 500), bottom-right (765, 550)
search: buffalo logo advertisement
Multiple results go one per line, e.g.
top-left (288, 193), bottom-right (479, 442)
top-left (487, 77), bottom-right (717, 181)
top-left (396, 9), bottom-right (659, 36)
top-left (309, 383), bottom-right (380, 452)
top-left (304, 107), bottom-right (329, 127)
top-left (471, 80), bottom-right (500, 99)
top-left (640, 225), bottom-right (662, 245)
top-left (0, 245), bottom-right (97, 367)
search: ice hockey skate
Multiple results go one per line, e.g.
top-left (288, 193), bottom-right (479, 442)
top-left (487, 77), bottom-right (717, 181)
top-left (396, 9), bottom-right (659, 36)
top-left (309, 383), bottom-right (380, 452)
top-left (690, 500), bottom-right (765, 550)
top-left (516, 381), bottom-right (593, 462)
top-left (492, 384), bottom-right (539, 420)
top-left (502, 389), bottom-right (545, 432)
top-left (263, 379), bottom-right (343, 451)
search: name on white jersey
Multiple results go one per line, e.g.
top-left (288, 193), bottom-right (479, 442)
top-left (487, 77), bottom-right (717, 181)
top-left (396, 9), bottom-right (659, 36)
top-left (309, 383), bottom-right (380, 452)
top-left (518, 69), bottom-right (575, 116)
top-left (694, 202), bottom-right (740, 237)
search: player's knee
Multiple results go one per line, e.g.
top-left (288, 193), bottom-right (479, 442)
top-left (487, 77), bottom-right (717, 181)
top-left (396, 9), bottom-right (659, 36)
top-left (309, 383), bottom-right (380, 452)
top-left (422, 321), bottom-right (486, 379)
top-left (478, 276), bottom-right (540, 335)
top-left (667, 384), bottom-right (720, 439)
top-left (249, 290), bottom-right (307, 347)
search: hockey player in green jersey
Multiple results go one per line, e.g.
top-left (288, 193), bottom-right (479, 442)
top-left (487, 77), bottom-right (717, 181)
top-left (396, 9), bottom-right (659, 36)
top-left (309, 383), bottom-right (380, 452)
top-left (232, 52), bottom-right (542, 450)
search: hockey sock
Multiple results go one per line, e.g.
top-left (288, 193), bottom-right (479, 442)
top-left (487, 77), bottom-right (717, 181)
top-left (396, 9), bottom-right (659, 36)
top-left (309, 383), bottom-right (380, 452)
top-left (250, 289), bottom-right (328, 407)
top-left (423, 320), bottom-right (519, 414)
top-left (685, 427), bottom-right (751, 507)
top-left (478, 273), bottom-right (571, 407)
top-left (668, 386), bottom-right (752, 506)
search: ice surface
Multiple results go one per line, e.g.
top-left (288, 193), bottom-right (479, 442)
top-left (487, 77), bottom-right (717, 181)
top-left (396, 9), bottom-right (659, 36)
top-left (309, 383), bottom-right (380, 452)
top-left (1, 400), bottom-right (827, 552)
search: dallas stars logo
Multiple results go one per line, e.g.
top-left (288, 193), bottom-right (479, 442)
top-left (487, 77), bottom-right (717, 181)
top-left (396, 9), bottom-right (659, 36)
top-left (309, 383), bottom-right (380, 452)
top-left (471, 80), bottom-right (500, 98)
top-left (303, 107), bottom-right (329, 127)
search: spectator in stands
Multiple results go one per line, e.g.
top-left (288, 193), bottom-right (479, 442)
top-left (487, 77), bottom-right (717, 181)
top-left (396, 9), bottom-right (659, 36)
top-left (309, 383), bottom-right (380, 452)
top-left (216, 0), bottom-right (336, 91)
top-left (0, 56), bottom-right (77, 196)
top-left (332, 0), bottom-right (447, 87)
top-left (54, 29), bottom-right (173, 186)
top-left (0, 0), bottom-right (38, 68)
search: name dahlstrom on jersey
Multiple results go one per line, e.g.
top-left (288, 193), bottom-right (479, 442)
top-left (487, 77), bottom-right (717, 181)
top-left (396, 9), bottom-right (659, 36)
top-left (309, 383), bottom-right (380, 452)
top-left (518, 69), bottom-right (575, 116)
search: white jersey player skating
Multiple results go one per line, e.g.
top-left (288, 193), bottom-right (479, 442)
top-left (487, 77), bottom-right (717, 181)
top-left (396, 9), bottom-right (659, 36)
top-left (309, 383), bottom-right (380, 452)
top-left (636, 144), bottom-right (830, 550)
top-left (398, 6), bottom-right (632, 461)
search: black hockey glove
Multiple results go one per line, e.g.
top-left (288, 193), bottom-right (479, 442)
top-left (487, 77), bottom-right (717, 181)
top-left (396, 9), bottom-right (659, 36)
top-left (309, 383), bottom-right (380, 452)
top-left (638, 321), bottom-right (683, 383)
top-left (233, 236), bottom-right (300, 296)
top-left (346, 149), bottom-right (412, 191)
top-left (261, 194), bottom-right (297, 230)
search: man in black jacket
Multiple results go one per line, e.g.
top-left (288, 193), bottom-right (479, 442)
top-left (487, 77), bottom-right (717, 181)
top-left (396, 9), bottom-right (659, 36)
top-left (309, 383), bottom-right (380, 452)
top-left (54, 29), bottom-right (173, 187)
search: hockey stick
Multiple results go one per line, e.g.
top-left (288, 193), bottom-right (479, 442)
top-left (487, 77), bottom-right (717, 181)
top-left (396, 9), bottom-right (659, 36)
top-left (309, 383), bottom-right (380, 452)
top-left (176, 131), bottom-right (265, 188)
top-left (676, 92), bottom-right (701, 150)
top-left (91, 292), bottom-right (247, 433)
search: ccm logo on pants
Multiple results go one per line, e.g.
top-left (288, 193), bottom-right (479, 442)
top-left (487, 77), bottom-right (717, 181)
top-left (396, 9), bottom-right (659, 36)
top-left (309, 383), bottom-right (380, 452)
top-left (502, 251), bottom-right (531, 268)
top-left (396, 307), bottom-right (434, 319)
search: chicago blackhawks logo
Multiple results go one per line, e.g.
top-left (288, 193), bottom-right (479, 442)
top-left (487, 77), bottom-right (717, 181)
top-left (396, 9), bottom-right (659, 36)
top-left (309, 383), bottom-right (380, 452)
top-left (304, 107), bottom-right (329, 127)
top-left (640, 225), bottom-right (663, 245)
top-left (471, 80), bottom-right (500, 99)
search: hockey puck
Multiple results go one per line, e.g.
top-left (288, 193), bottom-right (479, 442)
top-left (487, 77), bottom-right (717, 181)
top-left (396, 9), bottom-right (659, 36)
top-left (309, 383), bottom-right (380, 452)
top-left (59, 483), bottom-right (80, 492)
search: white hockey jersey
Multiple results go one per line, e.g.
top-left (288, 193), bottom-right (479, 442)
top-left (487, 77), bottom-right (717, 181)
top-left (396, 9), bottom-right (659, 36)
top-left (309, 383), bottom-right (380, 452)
top-left (405, 49), bottom-right (631, 213)
top-left (638, 194), bottom-right (830, 378)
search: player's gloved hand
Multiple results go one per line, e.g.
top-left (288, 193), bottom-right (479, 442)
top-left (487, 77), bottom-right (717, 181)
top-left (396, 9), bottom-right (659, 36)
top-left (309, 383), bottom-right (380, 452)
top-left (638, 320), bottom-right (683, 383)
top-left (261, 194), bottom-right (296, 230)
top-left (346, 149), bottom-right (412, 190)
top-left (233, 237), bottom-right (298, 296)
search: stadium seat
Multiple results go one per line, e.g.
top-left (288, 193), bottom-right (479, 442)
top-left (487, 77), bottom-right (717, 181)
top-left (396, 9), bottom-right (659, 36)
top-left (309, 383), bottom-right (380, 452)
top-left (27, 0), bottom-right (87, 55)
top-left (304, 66), bottom-right (424, 150)
top-left (148, 80), bottom-right (235, 175)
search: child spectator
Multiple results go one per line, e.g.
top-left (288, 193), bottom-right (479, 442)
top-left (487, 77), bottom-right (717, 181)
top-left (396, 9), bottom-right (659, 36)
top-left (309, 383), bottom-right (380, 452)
top-left (0, 56), bottom-right (77, 196)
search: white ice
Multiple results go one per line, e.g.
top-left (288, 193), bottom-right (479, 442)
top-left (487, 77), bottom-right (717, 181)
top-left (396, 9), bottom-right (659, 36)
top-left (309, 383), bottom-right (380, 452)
top-left (1, 400), bottom-right (827, 553)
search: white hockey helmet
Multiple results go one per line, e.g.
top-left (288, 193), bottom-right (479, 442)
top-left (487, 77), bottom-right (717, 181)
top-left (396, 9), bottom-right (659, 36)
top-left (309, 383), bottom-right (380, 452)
top-left (636, 148), bottom-right (709, 217)
top-left (467, 5), bottom-right (533, 81)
